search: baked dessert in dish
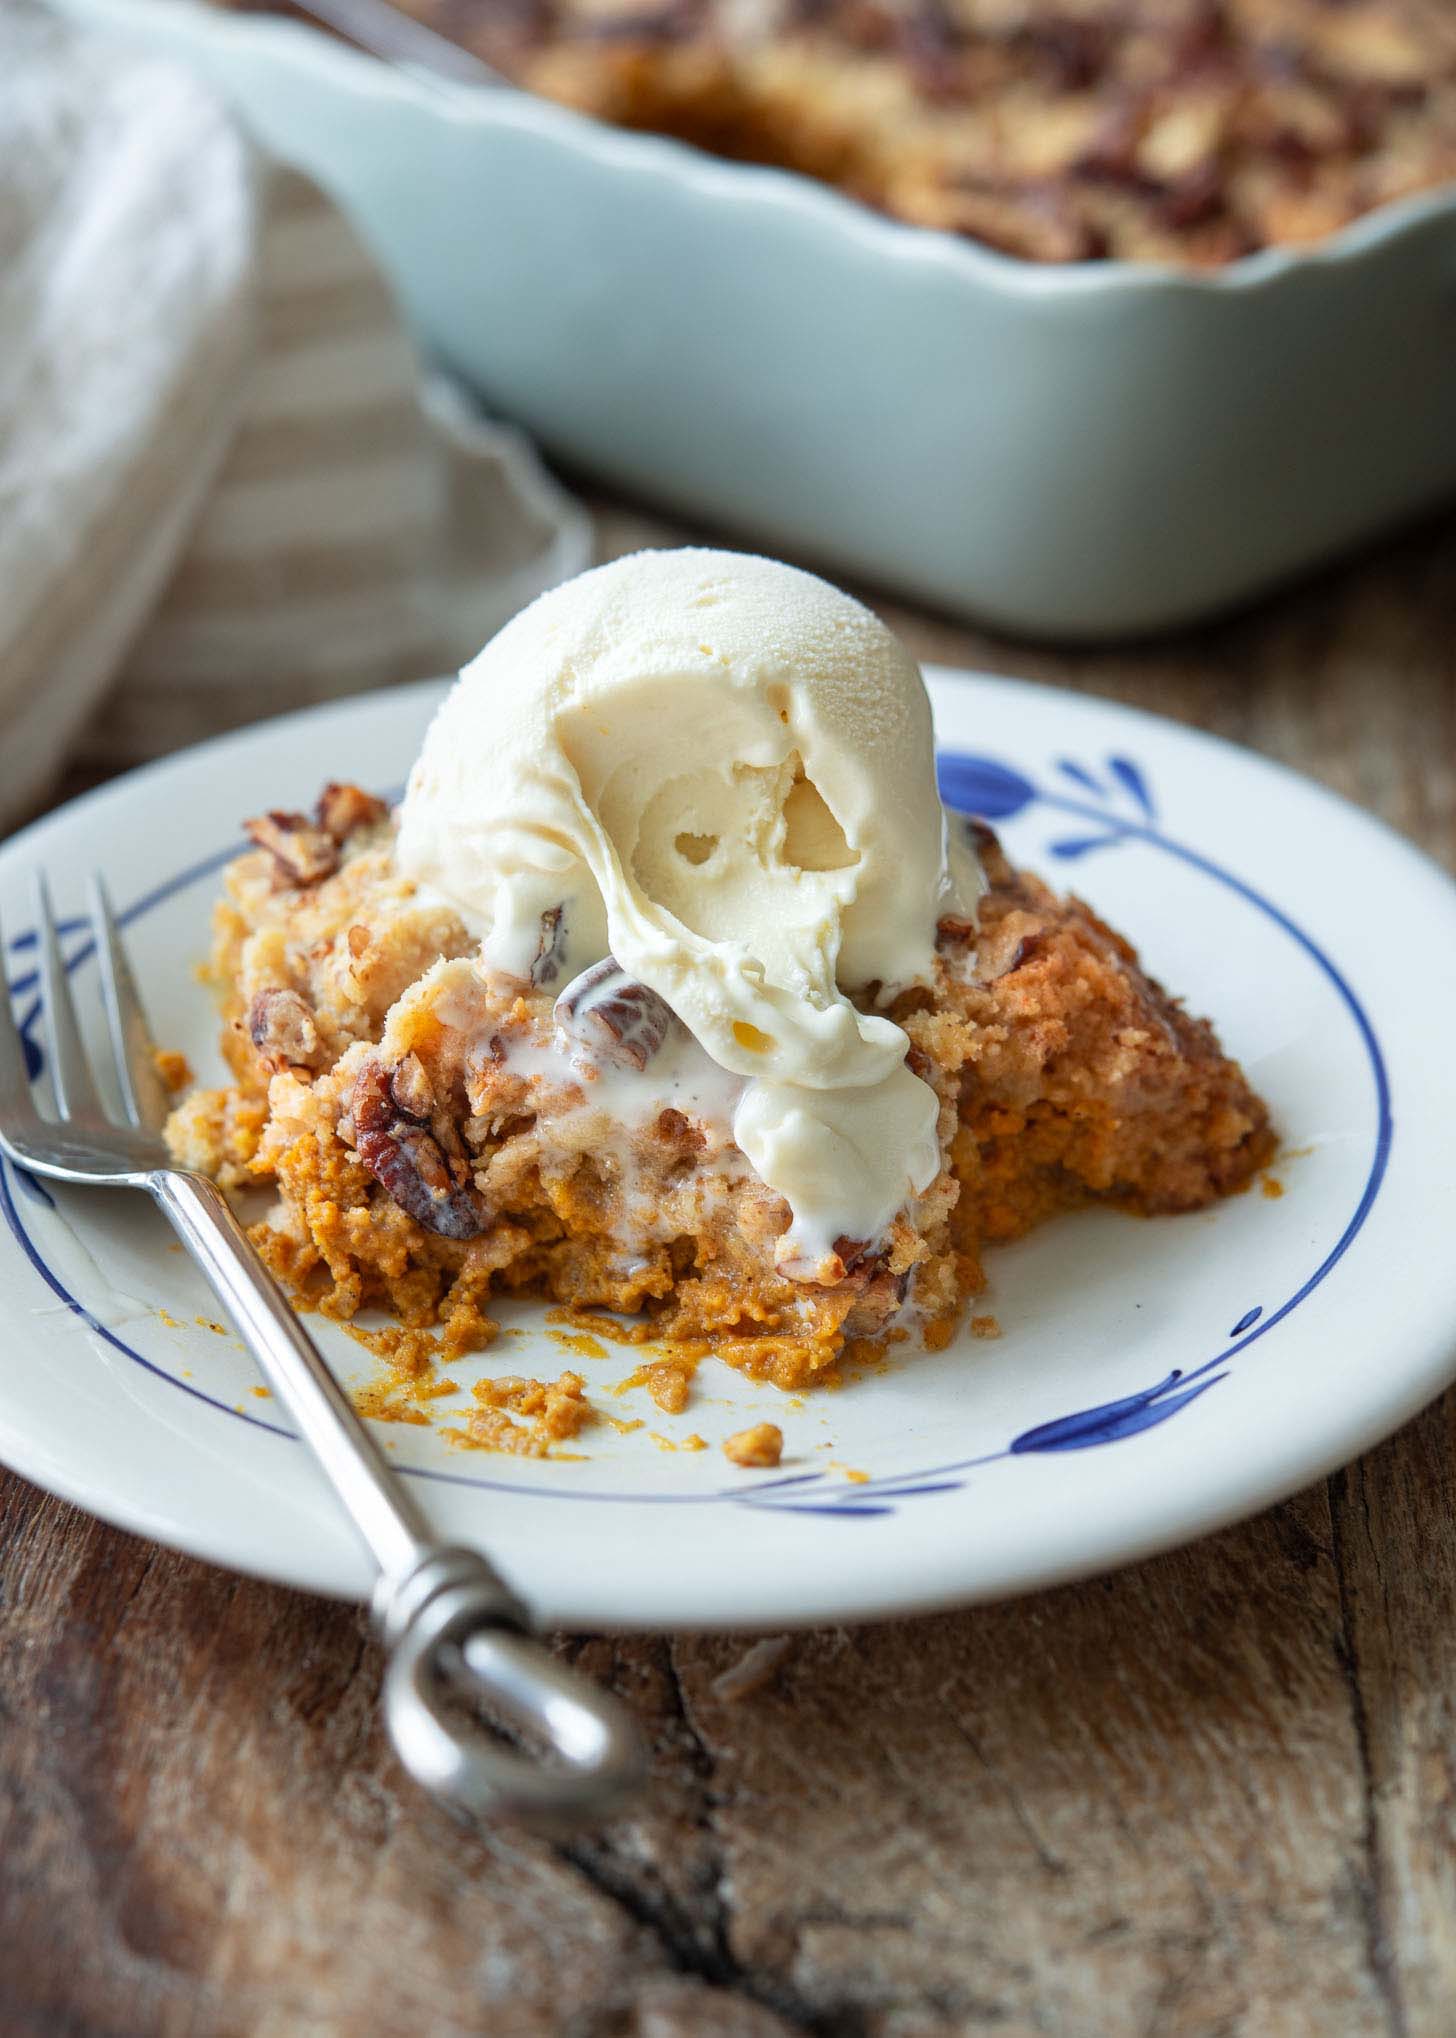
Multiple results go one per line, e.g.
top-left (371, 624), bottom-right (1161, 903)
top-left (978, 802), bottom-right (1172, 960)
top-left (227, 0), bottom-right (1456, 265)
top-left (167, 550), bottom-right (1274, 1399)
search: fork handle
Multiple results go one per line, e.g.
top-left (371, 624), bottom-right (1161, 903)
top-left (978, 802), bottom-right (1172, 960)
top-left (150, 1169), bottom-right (645, 1826)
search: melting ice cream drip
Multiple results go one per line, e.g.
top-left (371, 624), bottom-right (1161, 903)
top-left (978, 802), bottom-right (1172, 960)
top-left (398, 548), bottom-right (982, 1263)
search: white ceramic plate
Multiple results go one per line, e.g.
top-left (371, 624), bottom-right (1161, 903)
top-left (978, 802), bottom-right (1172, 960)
top-left (2, 672), bottom-right (1454, 1630)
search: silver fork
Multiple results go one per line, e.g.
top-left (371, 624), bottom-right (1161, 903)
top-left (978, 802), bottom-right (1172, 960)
top-left (0, 873), bottom-right (645, 1829)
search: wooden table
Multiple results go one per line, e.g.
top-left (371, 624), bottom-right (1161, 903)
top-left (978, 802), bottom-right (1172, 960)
top-left (4, 501), bottom-right (1455, 2038)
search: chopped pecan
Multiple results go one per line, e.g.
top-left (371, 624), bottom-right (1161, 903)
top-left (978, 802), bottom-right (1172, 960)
top-left (1172, 0), bottom-right (1234, 76)
top-left (388, 1051), bottom-right (435, 1121)
top-left (465, 1033), bottom-right (506, 1089)
top-left (554, 959), bottom-right (674, 1073)
top-left (244, 811), bottom-right (339, 887)
top-left (247, 988), bottom-right (323, 1071)
top-left (1075, 102), bottom-right (1149, 185)
top-left (897, 0), bottom-right (961, 99)
top-left (315, 782), bottom-right (390, 842)
top-left (964, 818), bottom-right (1013, 888)
top-left (1156, 161), bottom-right (1228, 232)
top-left (942, 177), bottom-right (1108, 263)
top-left (353, 1061), bottom-right (489, 1241)
top-left (1000, 934), bottom-right (1042, 979)
top-left (832, 1235), bottom-right (871, 1274)
top-left (530, 905), bottom-right (568, 987)
top-left (936, 914), bottom-right (978, 951)
top-left (1014, 14), bottom-right (1109, 92)
top-left (657, 1106), bottom-right (709, 1150)
top-left (973, 913), bottom-right (1046, 985)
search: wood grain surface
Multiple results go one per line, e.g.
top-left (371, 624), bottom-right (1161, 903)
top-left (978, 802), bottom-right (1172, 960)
top-left (3, 500), bottom-right (1456, 2038)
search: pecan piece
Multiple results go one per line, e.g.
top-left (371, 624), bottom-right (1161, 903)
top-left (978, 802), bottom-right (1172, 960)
top-left (654, 1106), bottom-right (705, 1152)
top-left (465, 1032), bottom-right (506, 1093)
top-left (963, 818), bottom-right (1013, 888)
top-left (897, 0), bottom-right (961, 100)
top-left (388, 1051), bottom-right (435, 1121)
top-left (1015, 14), bottom-right (1109, 92)
top-left (316, 782), bottom-right (390, 842)
top-left (832, 1235), bottom-right (872, 1275)
top-left (352, 1061), bottom-right (489, 1241)
top-left (247, 988), bottom-right (323, 1071)
top-left (553, 959), bottom-right (674, 1073)
top-left (1156, 161), bottom-right (1228, 233)
top-left (530, 905), bottom-right (568, 988)
top-left (965, 818), bottom-right (1001, 855)
top-left (1074, 102), bottom-right (1148, 185)
top-left (244, 810), bottom-right (339, 887)
top-left (972, 913), bottom-right (1046, 985)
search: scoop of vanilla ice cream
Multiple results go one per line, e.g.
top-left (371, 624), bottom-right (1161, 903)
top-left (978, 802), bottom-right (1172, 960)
top-left (397, 548), bottom-right (982, 1261)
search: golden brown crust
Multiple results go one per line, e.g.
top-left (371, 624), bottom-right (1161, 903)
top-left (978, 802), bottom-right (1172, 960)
top-left (909, 831), bottom-right (1276, 1243)
top-left (226, 0), bottom-right (1456, 265)
top-left (166, 788), bottom-right (1272, 1390)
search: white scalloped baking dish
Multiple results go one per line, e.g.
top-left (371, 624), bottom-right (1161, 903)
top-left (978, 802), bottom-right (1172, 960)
top-left (63, 0), bottom-right (1456, 636)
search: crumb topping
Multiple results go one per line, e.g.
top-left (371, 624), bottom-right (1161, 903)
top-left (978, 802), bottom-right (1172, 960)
top-left (723, 1421), bottom-right (785, 1467)
top-left (305, 0), bottom-right (1456, 265)
top-left (451, 1371), bottom-right (594, 1456)
top-left (165, 789), bottom-right (1274, 1404)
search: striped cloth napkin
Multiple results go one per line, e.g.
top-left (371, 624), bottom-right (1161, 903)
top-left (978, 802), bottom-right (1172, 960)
top-left (0, 6), bottom-right (591, 829)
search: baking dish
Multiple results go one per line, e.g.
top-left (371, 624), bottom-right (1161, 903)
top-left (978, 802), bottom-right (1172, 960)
top-left (62, 0), bottom-right (1456, 637)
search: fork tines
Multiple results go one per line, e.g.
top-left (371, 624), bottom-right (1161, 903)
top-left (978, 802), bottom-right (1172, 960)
top-left (0, 875), bottom-right (170, 1177)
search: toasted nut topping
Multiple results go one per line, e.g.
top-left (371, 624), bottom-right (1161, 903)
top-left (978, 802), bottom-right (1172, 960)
top-left (316, 782), bottom-right (390, 841)
top-left (530, 905), bottom-right (568, 987)
top-left (957, 818), bottom-right (1012, 888)
top-left (247, 988), bottom-right (323, 1070)
top-left (244, 811), bottom-right (339, 887)
top-left (353, 1060), bottom-right (489, 1240)
top-left (723, 1422), bottom-right (783, 1469)
top-left (465, 1032), bottom-right (507, 1092)
top-left (971, 912), bottom-right (1045, 985)
top-left (655, 1106), bottom-right (697, 1147)
top-left (554, 958), bottom-right (674, 1073)
top-left (388, 1052), bottom-right (435, 1122)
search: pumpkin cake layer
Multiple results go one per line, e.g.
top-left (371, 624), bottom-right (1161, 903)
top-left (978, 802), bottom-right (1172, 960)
top-left (166, 787), bottom-right (1274, 1390)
